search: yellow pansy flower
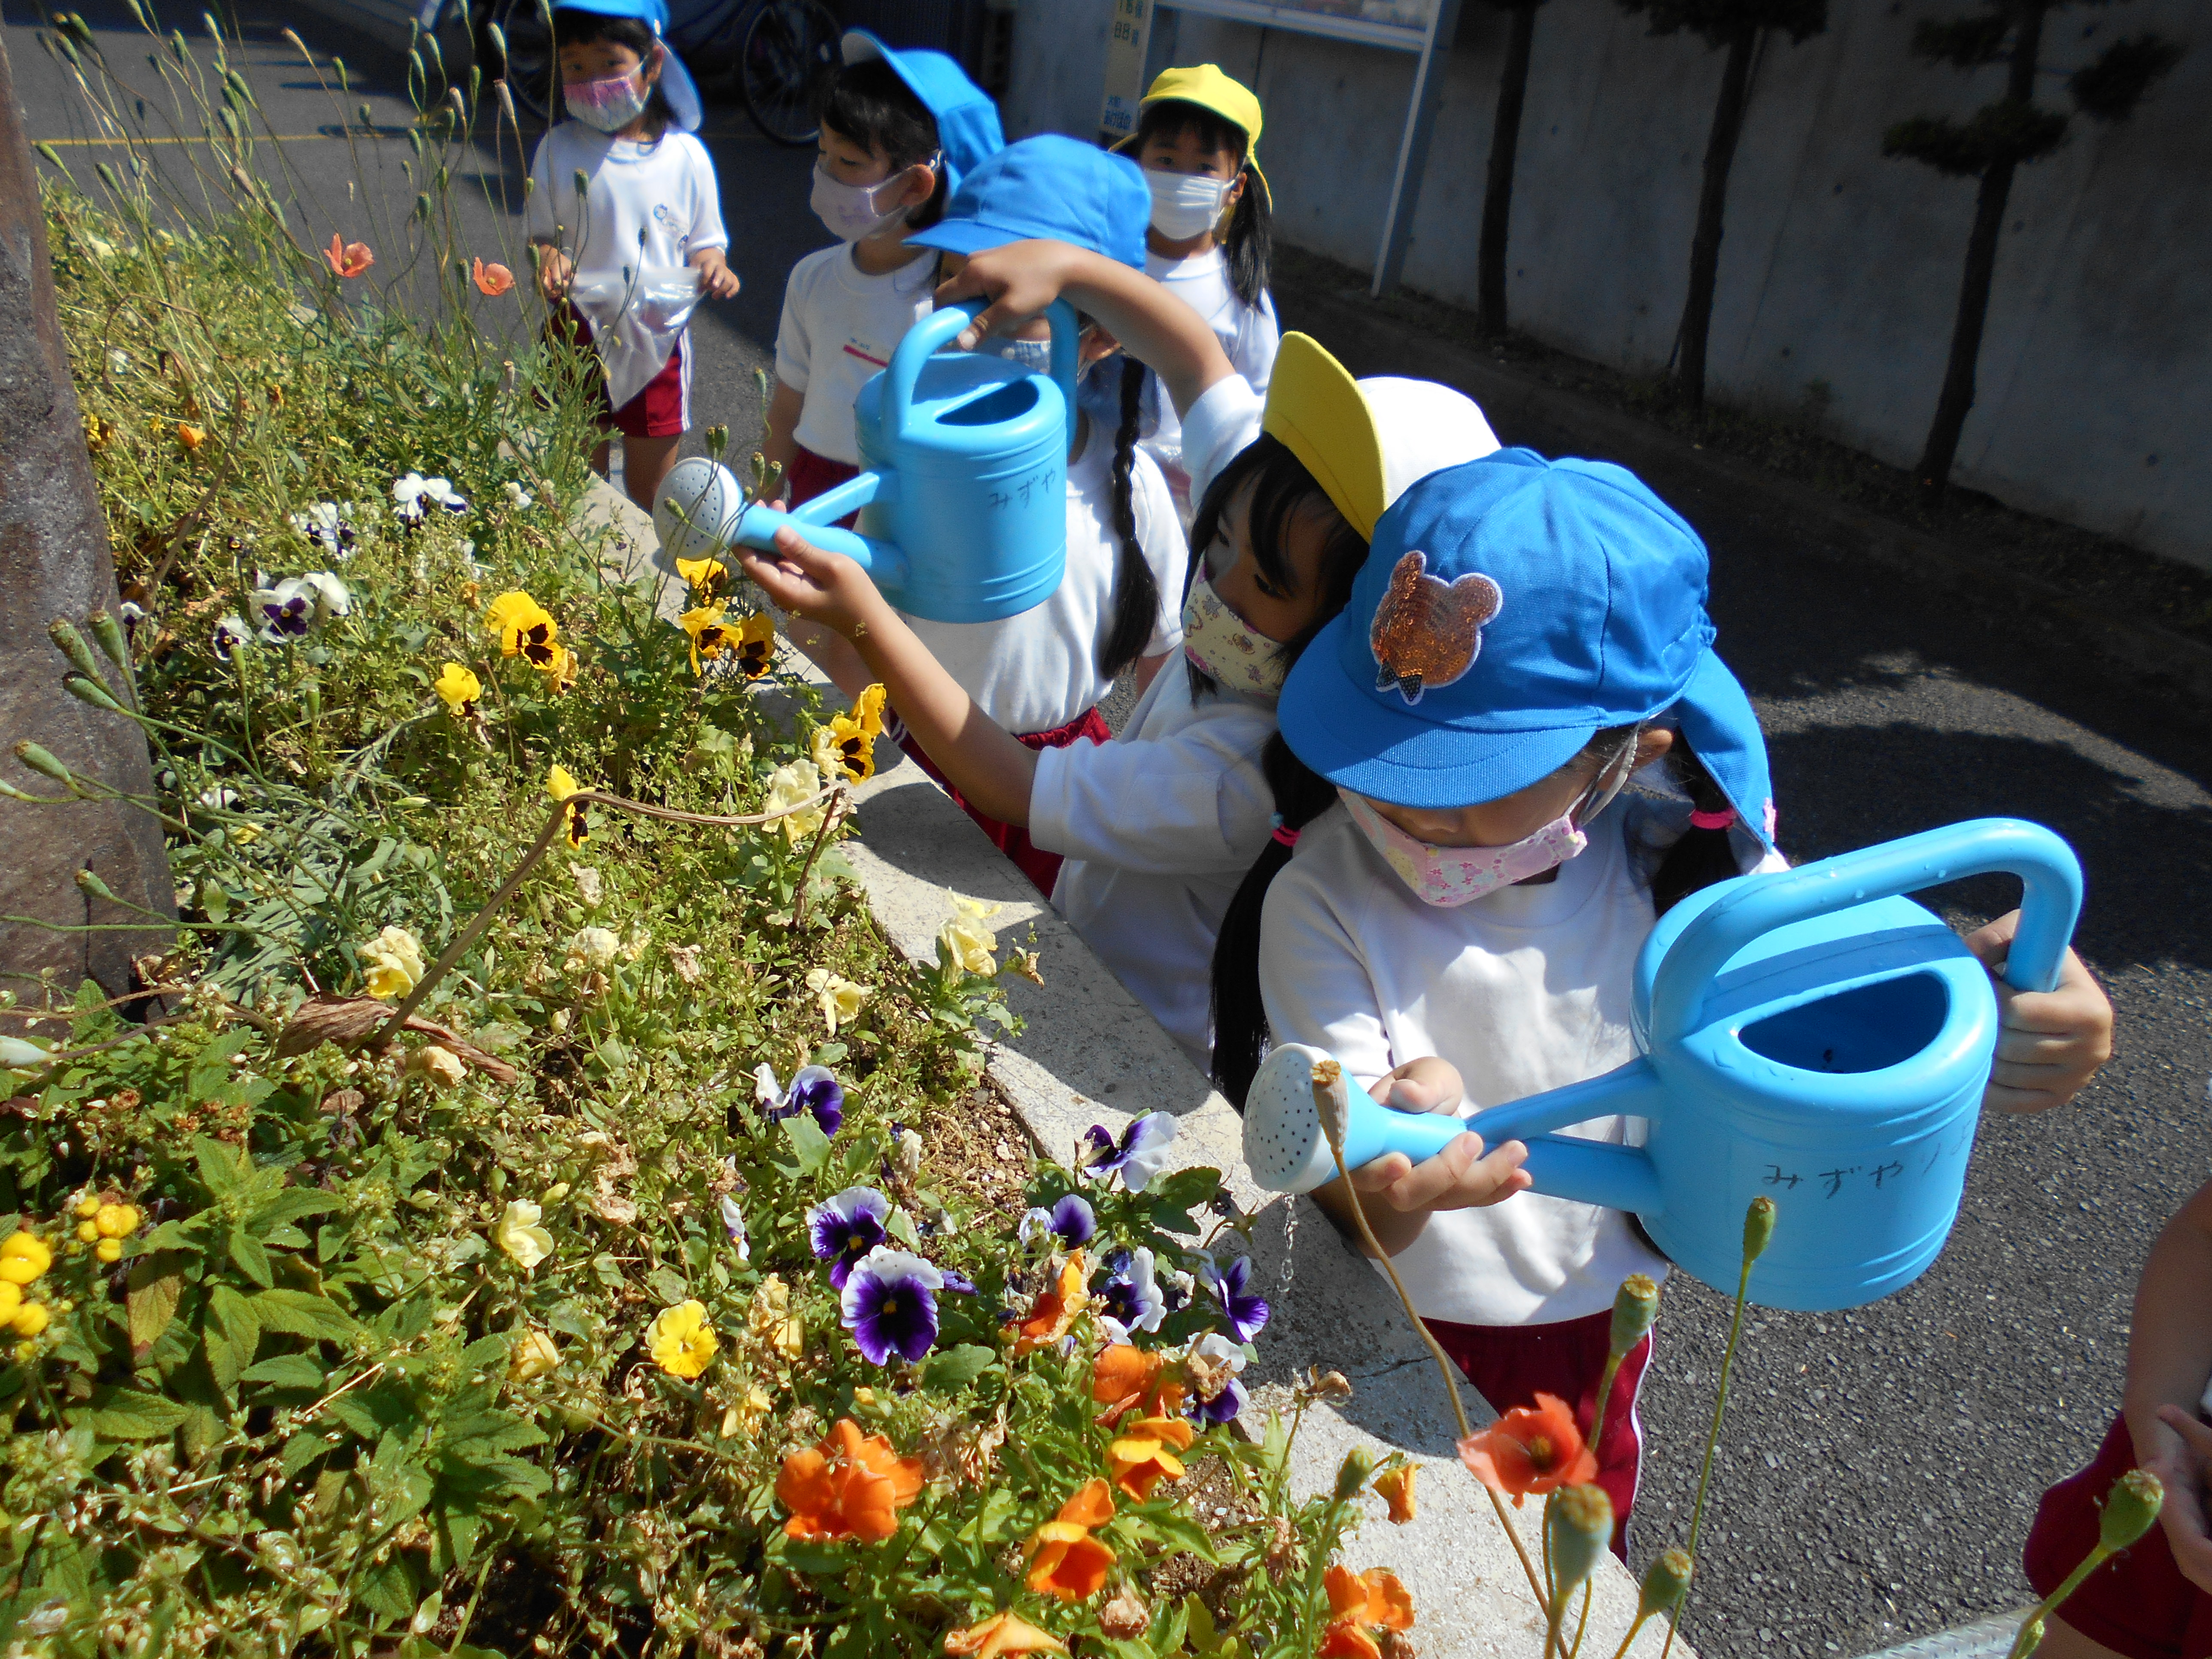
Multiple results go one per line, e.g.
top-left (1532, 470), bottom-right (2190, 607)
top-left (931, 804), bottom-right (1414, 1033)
top-left (359, 925), bottom-right (425, 1001)
top-left (547, 764), bottom-right (588, 848)
top-left (434, 662), bottom-right (481, 716)
top-left (485, 590), bottom-right (560, 669)
top-left (851, 682), bottom-right (889, 738)
top-left (810, 714), bottom-right (878, 784)
top-left (647, 1299), bottom-right (718, 1379)
top-left (678, 603), bottom-right (738, 676)
top-left (675, 554), bottom-right (726, 596)
top-left (804, 968), bottom-right (869, 1036)
top-left (732, 611), bottom-right (777, 679)
top-left (509, 1327), bottom-right (561, 1383)
top-left (761, 760), bottom-right (826, 843)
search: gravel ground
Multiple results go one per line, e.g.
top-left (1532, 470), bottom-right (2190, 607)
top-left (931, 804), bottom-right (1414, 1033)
top-left (16, 10), bottom-right (2212, 1653)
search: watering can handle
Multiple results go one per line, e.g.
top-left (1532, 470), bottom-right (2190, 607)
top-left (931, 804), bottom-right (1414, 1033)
top-left (887, 299), bottom-right (1082, 449)
top-left (1647, 817), bottom-right (2084, 1048)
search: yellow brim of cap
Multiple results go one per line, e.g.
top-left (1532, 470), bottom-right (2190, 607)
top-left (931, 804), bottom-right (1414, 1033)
top-left (1261, 333), bottom-right (1384, 542)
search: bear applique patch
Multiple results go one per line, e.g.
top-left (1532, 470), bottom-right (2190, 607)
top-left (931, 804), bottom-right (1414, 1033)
top-left (1368, 550), bottom-right (1504, 705)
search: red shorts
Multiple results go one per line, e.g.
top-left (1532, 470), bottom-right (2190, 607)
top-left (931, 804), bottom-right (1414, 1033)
top-left (558, 305), bottom-right (690, 439)
top-left (784, 445), bottom-right (862, 528)
top-left (899, 706), bottom-right (1112, 897)
top-left (2025, 1413), bottom-right (2212, 1659)
top-left (1424, 1307), bottom-right (1652, 1557)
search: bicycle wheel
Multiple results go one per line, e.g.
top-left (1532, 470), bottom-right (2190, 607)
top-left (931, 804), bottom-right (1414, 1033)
top-left (476, 0), bottom-right (558, 124)
top-left (739, 0), bottom-right (839, 148)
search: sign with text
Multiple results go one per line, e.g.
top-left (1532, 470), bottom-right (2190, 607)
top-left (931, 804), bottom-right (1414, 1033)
top-left (1098, 0), bottom-right (1157, 142)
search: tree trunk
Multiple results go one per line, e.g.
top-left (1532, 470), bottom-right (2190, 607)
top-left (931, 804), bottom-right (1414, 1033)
top-left (1672, 27), bottom-right (1757, 416)
top-left (0, 36), bottom-right (175, 998)
top-left (1476, 2), bottom-right (1539, 338)
top-left (1914, 0), bottom-right (2048, 502)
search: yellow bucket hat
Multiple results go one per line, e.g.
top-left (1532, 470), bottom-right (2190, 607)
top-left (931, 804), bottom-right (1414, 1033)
top-left (1126, 63), bottom-right (1270, 208)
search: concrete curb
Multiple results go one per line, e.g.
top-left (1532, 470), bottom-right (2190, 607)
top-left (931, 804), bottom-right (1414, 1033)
top-left (1278, 282), bottom-right (2212, 707)
top-left (581, 474), bottom-right (1682, 1659)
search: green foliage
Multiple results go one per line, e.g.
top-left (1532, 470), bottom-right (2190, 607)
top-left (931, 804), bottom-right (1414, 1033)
top-left (2069, 34), bottom-right (2186, 122)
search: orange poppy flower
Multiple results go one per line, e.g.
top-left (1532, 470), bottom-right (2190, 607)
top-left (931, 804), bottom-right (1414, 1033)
top-left (1091, 1342), bottom-right (1188, 1425)
top-left (1373, 1462), bottom-right (1417, 1524)
top-left (775, 1417), bottom-right (924, 1543)
top-left (1009, 1251), bottom-right (1088, 1357)
top-left (1106, 1414), bottom-right (1194, 1501)
top-left (1456, 1392), bottom-right (1596, 1506)
top-left (472, 257), bottom-right (515, 296)
top-left (175, 423), bottom-right (206, 451)
top-left (1318, 1626), bottom-right (1382, 1659)
top-left (1055, 1477), bottom-right (1115, 1528)
top-left (323, 234), bottom-right (374, 278)
top-left (942, 1610), bottom-right (1068, 1657)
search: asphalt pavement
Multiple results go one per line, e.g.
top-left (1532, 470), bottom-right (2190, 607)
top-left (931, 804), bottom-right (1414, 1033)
top-left (13, 5), bottom-right (2212, 1653)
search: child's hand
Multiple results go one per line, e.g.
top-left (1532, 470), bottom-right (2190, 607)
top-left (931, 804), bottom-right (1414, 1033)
top-left (1345, 1133), bottom-right (1531, 1214)
top-left (1965, 910), bottom-right (2115, 1113)
top-left (736, 524), bottom-right (890, 641)
top-left (935, 239), bottom-right (1088, 348)
top-left (536, 246), bottom-right (574, 298)
top-left (1371, 1055), bottom-right (1465, 1116)
top-left (690, 247), bottom-right (739, 300)
top-left (2152, 1405), bottom-right (2212, 1594)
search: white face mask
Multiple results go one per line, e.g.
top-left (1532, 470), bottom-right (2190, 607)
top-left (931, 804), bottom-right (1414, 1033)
top-left (1146, 170), bottom-right (1232, 241)
top-left (1181, 574), bottom-right (1286, 698)
top-left (810, 158), bottom-right (928, 243)
top-left (985, 335), bottom-right (1053, 375)
top-left (1340, 743), bottom-right (1638, 907)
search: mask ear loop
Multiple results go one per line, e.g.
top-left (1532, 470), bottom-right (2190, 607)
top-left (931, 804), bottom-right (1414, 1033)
top-left (1569, 728), bottom-right (1644, 832)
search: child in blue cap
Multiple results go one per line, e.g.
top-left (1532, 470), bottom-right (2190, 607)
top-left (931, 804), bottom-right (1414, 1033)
top-left (526, 0), bottom-right (738, 514)
top-left (1220, 451), bottom-right (2115, 1545)
top-left (762, 33), bottom-right (1001, 515)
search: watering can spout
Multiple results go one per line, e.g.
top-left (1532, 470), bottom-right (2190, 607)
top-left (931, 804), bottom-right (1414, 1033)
top-left (1463, 1059), bottom-right (1668, 1216)
top-left (731, 483), bottom-right (910, 595)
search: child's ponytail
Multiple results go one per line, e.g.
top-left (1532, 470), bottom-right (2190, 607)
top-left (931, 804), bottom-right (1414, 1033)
top-left (1650, 734), bottom-right (1744, 915)
top-left (1096, 355), bottom-right (1161, 682)
top-left (1210, 733), bottom-right (1337, 1108)
top-left (1220, 163), bottom-right (1273, 313)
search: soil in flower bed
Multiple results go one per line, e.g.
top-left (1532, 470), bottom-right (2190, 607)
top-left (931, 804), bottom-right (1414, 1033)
top-left (915, 1076), bottom-right (1037, 1214)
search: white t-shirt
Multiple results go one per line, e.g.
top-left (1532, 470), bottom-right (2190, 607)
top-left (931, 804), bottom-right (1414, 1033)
top-left (1032, 666), bottom-right (1278, 1069)
top-left (526, 124), bottom-right (727, 404)
top-left (1259, 798), bottom-right (1784, 1328)
top-left (1083, 247), bottom-right (1279, 507)
top-left (774, 245), bottom-right (939, 465)
top-left (1176, 374), bottom-right (1264, 519)
top-left (899, 420), bottom-right (1187, 735)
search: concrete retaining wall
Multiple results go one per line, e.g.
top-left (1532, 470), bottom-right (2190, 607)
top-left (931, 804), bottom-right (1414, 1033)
top-left (1000, 0), bottom-right (2211, 571)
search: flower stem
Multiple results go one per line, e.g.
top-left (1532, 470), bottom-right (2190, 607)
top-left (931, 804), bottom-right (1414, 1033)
top-left (1328, 1137), bottom-right (1549, 1612)
top-left (1661, 1251), bottom-right (1756, 1659)
top-left (1606, 1610), bottom-right (1652, 1659)
top-left (2005, 1545), bottom-right (2114, 1659)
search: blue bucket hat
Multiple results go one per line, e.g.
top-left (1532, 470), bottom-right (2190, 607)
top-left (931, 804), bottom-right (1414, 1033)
top-left (1278, 448), bottom-right (1775, 848)
top-left (905, 134), bottom-right (1150, 269)
top-left (554, 0), bottom-right (702, 131)
top-left (841, 31), bottom-right (1003, 197)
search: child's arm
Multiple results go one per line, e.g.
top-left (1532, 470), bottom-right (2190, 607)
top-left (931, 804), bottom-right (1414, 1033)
top-left (2128, 1178), bottom-right (2212, 1593)
top-left (739, 526), bottom-right (1040, 824)
top-left (1964, 910), bottom-right (2115, 1113)
top-left (689, 246), bottom-right (740, 301)
top-left (937, 241), bottom-right (1234, 419)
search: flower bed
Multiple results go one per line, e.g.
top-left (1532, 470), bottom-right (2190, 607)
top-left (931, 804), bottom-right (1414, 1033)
top-left (0, 157), bottom-right (1434, 1656)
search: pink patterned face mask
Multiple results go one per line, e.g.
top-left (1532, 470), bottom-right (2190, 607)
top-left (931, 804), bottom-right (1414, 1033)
top-left (1339, 744), bottom-right (1638, 907)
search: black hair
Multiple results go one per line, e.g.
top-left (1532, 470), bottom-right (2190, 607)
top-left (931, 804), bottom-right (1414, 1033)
top-left (1132, 98), bottom-right (1273, 311)
top-left (1096, 356), bottom-right (1161, 682)
top-left (816, 58), bottom-right (948, 231)
top-left (551, 9), bottom-right (675, 139)
top-left (1209, 720), bottom-right (1750, 1106)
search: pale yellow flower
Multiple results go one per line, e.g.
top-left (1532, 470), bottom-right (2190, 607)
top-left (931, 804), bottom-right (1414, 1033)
top-left (509, 1327), bottom-right (561, 1383)
top-left (410, 1044), bottom-right (466, 1088)
top-left (647, 1299), bottom-right (718, 1379)
top-left (762, 760), bottom-right (826, 843)
top-left (805, 968), bottom-right (869, 1036)
top-left (722, 1383), bottom-right (774, 1438)
top-left (359, 925), bottom-right (425, 1000)
top-left (492, 1200), bottom-right (554, 1272)
top-left (566, 927), bottom-right (621, 970)
top-left (748, 1273), bottom-right (804, 1360)
top-left (433, 662), bottom-right (481, 716)
top-left (938, 899), bottom-right (1000, 979)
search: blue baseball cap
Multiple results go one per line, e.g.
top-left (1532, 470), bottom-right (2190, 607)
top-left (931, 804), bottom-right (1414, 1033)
top-left (905, 134), bottom-right (1149, 269)
top-left (553, 0), bottom-right (703, 131)
top-left (1278, 449), bottom-right (1775, 846)
top-left (841, 32), bottom-right (1003, 197)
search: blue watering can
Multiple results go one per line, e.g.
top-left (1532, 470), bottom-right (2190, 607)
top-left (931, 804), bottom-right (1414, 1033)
top-left (1241, 818), bottom-right (2084, 1312)
top-left (653, 300), bottom-right (1079, 624)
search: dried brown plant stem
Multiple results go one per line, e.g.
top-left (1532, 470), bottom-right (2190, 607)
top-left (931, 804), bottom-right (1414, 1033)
top-left (1312, 1060), bottom-right (1549, 1612)
top-left (370, 782), bottom-right (846, 1050)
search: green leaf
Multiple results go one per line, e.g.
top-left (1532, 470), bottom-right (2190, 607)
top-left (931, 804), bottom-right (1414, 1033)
top-left (252, 1288), bottom-right (356, 1340)
top-left (205, 1284), bottom-right (262, 1393)
top-left (249, 1187), bottom-right (343, 1229)
top-left (781, 1113), bottom-right (831, 1177)
top-left (356, 1551), bottom-right (418, 1622)
top-left (919, 1344), bottom-right (997, 1393)
top-left (70, 1386), bottom-right (189, 1440)
top-left (645, 1266), bottom-right (690, 1307)
top-left (884, 1207), bottom-right (921, 1249)
top-left (228, 1223), bottom-right (274, 1288)
top-left (1124, 1505), bottom-right (1218, 1564)
top-left (242, 1353), bottom-right (327, 1391)
top-left (125, 1251), bottom-right (188, 1353)
top-left (778, 1538), bottom-right (848, 1574)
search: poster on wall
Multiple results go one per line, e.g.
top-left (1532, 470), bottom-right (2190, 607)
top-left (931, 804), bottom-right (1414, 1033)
top-left (1098, 0), bottom-right (1156, 141)
top-left (1162, 0), bottom-right (1435, 49)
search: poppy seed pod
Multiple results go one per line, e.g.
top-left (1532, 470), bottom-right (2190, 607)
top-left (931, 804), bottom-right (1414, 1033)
top-left (1744, 1195), bottom-right (1776, 1264)
top-left (1638, 1548), bottom-right (1693, 1617)
top-left (86, 610), bottom-right (131, 672)
top-left (1311, 1058), bottom-right (1351, 1160)
top-left (13, 743), bottom-right (76, 787)
top-left (2099, 1468), bottom-right (2164, 1551)
top-left (48, 619), bottom-right (106, 683)
top-left (64, 675), bottom-right (125, 715)
top-left (1610, 1273), bottom-right (1660, 1358)
top-left (1545, 1483), bottom-right (1614, 1609)
top-left (1334, 1446), bottom-right (1380, 1502)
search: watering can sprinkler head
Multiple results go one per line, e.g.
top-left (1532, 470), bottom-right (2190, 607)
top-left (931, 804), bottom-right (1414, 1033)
top-left (649, 299), bottom-right (1082, 624)
top-left (1240, 817), bottom-right (2085, 1312)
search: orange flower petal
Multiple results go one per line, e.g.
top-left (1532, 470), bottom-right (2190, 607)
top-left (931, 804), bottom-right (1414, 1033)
top-left (1056, 1477), bottom-right (1115, 1528)
top-left (943, 1611), bottom-right (1069, 1657)
top-left (1023, 1528), bottom-right (1115, 1601)
top-left (471, 256), bottom-right (516, 296)
top-left (1317, 1619), bottom-right (1383, 1659)
top-left (1325, 1563), bottom-right (1367, 1617)
top-left (1456, 1392), bottom-right (1595, 1501)
top-left (775, 1417), bottom-right (924, 1542)
top-left (1374, 1464), bottom-right (1418, 1524)
top-left (1361, 1570), bottom-right (1414, 1632)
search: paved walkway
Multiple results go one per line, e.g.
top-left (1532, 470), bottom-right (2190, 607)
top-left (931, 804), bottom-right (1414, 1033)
top-left (16, 5), bottom-right (2210, 1650)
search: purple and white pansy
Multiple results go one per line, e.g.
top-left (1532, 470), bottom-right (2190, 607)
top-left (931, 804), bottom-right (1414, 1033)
top-left (756, 1062), bottom-right (844, 1136)
top-left (840, 1246), bottom-right (942, 1366)
top-left (808, 1186), bottom-right (891, 1289)
top-left (1079, 1111), bottom-right (1178, 1193)
top-left (1094, 1246), bottom-right (1167, 1344)
top-left (1202, 1251), bottom-right (1270, 1343)
top-left (1018, 1193), bottom-right (1096, 1249)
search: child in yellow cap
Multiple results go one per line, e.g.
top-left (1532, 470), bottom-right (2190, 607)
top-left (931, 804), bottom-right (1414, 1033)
top-left (1090, 65), bottom-right (1279, 519)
